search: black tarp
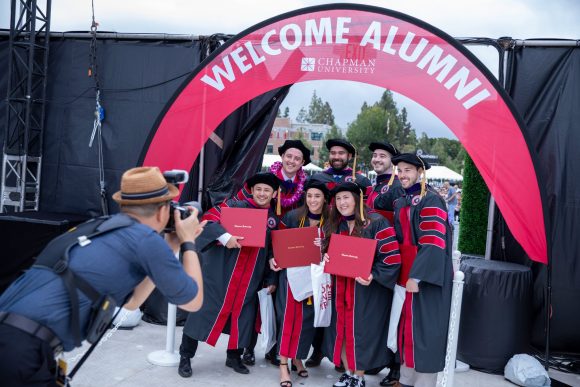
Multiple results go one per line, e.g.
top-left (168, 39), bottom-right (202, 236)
top-left (179, 86), bottom-right (290, 209)
top-left (0, 33), bottom-right (286, 215)
top-left (502, 45), bottom-right (580, 353)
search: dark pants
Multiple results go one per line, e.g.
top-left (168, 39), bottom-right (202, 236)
top-left (179, 332), bottom-right (242, 359)
top-left (311, 327), bottom-right (324, 354)
top-left (0, 324), bottom-right (58, 387)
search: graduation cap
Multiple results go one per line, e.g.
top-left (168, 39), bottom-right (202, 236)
top-left (391, 153), bottom-right (431, 170)
top-left (391, 153), bottom-right (430, 197)
top-left (326, 138), bottom-right (356, 155)
top-left (326, 138), bottom-right (359, 180)
top-left (246, 172), bottom-right (280, 191)
top-left (330, 182), bottom-right (366, 221)
top-left (278, 139), bottom-right (311, 166)
top-left (369, 141), bottom-right (400, 187)
top-left (304, 179), bottom-right (330, 201)
top-left (368, 141), bottom-right (400, 156)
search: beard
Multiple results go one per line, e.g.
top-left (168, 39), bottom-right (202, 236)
top-left (331, 158), bottom-right (348, 170)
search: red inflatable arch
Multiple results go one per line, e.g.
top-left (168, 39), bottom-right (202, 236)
top-left (142, 4), bottom-right (547, 263)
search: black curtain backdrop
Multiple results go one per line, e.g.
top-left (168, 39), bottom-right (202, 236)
top-left (182, 86), bottom-right (290, 209)
top-left (0, 34), bottom-right (284, 216)
top-left (503, 45), bottom-right (580, 353)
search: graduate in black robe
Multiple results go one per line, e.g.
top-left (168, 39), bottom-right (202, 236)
top-left (365, 141), bottom-right (405, 385)
top-left (269, 180), bottom-right (330, 387)
top-left (391, 154), bottom-right (453, 387)
top-left (366, 141), bottom-right (405, 225)
top-left (322, 182), bottom-right (401, 387)
top-left (235, 140), bottom-right (311, 217)
top-left (310, 139), bottom-right (372, 192)
top-left (178, 173), bottom-right (280, 377)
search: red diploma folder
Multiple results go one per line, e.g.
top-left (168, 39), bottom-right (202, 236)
top-left (271, 227), bottom-right (321, 268)
top-left (220, 207), bottom-right (268, 247)
top-left (324, 234), bottom-right (377, 279)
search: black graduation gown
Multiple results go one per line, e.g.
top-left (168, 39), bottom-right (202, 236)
top-left (310, 168), bottom-right (372, 193)
top-left (235, 168), bottom-right (305, 216)
top-left (274, 209), bottom-right (320, 359)
top-left (182, 198), bottom-right (279, 350)
top-left (393, 186), bottom-right (453, 373)
top-left (322, 213), bottom-right (401, 371)
top-left (366, 173), bottom-right (405, 224)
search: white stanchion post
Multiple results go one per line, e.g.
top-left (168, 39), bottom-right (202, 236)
top-left (438, 251), bottom-right (465, 387)
top-left (147, 253), bottom-right (180, 366)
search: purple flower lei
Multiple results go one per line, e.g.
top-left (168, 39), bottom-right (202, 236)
top-left (269, 161), bottom-right (306, 208)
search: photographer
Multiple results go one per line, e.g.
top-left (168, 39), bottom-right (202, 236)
top-left (0, 166), bottom-right (205, 386)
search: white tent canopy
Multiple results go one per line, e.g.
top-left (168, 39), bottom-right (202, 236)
top-left (261, 154), bottom-right (323, 172)
top-left (426, 165), bottom-right (463, 181)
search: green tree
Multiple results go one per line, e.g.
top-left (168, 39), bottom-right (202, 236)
top-left (306, 91), bottom-right (335, 125)
top-left (296, 107), bottom-right (307, 123)
top-left (277, 108), bottom-right (282, 118)
top-left (318, 124), bottom-right (344, 166)
top-left (346, 106), bottom-right (393, 169)
top-left (283, 106), bottom-right (290, 118)
top-left (294, 129), bottom-right (314, 152)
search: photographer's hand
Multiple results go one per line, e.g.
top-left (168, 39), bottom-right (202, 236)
top-left (174, 207), bottom-right (207, 243)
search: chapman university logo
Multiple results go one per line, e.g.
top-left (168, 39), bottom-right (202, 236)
top-left (301, 57), bottom-right (316, 71)
top-left (300, 56), bottom-right (376, 74)
top-left (267, 217), bottom-right (277, 229)
top-left (380, 184), bottom-right (390, 194)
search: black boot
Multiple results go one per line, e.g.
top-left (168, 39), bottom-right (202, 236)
top-left (178, 356), bottom-right (192, 378)
top-left (242, 348), bottom-right (255, 366)
top-left (225, 356), bottom-right (250, 374)
top-left (379, 368), bottom-right (400, 386)
top-left (305, 350), bottom-right (323, 368)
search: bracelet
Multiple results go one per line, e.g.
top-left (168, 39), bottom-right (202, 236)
top-left (180, 241), bottom-right (196, 254)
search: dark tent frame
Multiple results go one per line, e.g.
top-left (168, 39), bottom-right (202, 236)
top-left (1, 20), bottom-right (579, 376)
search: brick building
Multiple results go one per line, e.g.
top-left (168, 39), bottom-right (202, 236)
top-left (266, 117), bottom-right (335, 165)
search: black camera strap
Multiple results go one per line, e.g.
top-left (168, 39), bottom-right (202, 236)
top-left (34, 214), bottom-right (135, 347)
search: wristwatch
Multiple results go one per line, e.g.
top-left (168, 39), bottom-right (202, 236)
top-left (180, 241), bottom-right (196, 254)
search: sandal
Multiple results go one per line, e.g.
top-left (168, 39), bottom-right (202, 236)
top-left (292, 360), bottom-right (308, 378)
top-left (279, 363), bottom-right (292, 386)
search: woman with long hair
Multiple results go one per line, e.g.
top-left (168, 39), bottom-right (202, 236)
top-left (269, 180), bottom-right (330, 387)
top-left (322, 182), bottom-right (401, 387)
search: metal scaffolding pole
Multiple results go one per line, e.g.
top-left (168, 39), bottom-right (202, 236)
top-left (1, 0), bottom-right (52, 213)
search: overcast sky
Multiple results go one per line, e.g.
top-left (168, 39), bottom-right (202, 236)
top-left (2, 0), bottom-right (579, 138)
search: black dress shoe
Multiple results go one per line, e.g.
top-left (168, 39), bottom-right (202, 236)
top-left (226, 356), bottom-right (250, 374)
top-left (178, 356), bottom-right (192, 378)
top-left (305, 351), bottom-right (323, 367)
top-left (242, 349), bottom-right (255, 366)
top-left (334, 363), bottom-right (345, 373)
top-left (265, 347), bottom-right (281, 366)
top-left (379, 368), bottom-right (400, 386)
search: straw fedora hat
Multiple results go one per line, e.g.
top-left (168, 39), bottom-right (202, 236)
top-left (113, 166), bottom-right (179, 205)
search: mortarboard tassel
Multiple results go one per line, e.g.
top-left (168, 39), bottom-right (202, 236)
top-left (359, 188), bottom-right (365, 222)
top-left (388, 165), bottom-right (397, 186)
top-left (352, 151), bottom-right (357, 180)
top-left (276, 186), bottom-right (282, 215)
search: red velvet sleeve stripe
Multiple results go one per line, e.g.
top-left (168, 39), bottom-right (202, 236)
top-left (383, 253), bottom-right (401, 265)
top-left (420, 207), bottom-right (447, 221)
top-left (375, 227), bottom-right (396, 241)
top-left (379, 241), bottom-right (399, 254)
top-left (419, 220), bottom-right (446, 235)
top-left (418, 235), bottom-right (446, 249)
